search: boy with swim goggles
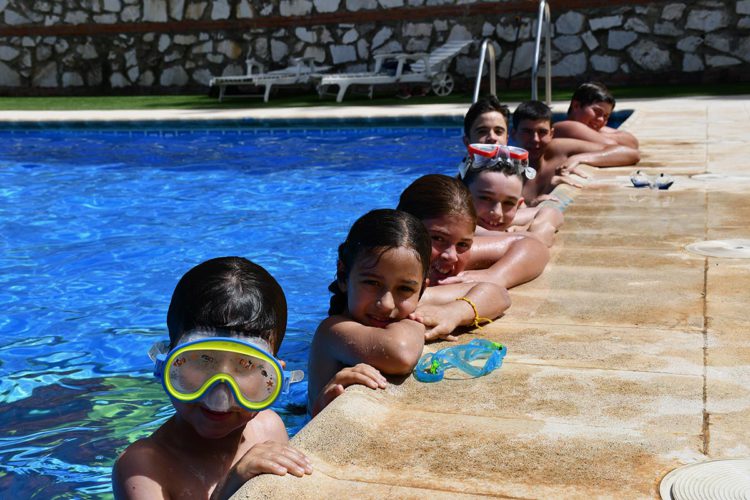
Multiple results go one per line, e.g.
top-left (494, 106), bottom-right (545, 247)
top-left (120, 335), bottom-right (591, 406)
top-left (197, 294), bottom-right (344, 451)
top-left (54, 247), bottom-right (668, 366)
top-left (150, 330), bottom-right (303, 413)
top-left (458, 143), bottom-right (536, 181)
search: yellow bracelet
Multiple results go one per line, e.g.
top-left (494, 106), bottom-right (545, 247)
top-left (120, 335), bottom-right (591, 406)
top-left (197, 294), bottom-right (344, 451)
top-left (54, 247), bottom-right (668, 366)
top-left (456, 297), bottom-right (493, 329)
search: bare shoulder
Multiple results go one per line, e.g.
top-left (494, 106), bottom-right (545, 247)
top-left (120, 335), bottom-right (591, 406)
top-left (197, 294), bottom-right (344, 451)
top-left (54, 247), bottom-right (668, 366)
top-left (547, 137), bottom-right (604, 157)
top-left (551, 119), bottom-right (584, 135)
top-left (554, 120), bottom-right (615, 145)
top-left (318, 314), bottom-right (368, 339)
top-left (247, 409), bottom-right (289, 444)
top-left (112, 437), bottom-right (173, 499)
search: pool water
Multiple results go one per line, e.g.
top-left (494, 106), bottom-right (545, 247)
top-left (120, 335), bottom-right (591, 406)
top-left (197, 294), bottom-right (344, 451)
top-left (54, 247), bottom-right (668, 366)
top-left (0, 110), bottom-right (631, 497)
top-left (0, 124), bottom-right (463, 497)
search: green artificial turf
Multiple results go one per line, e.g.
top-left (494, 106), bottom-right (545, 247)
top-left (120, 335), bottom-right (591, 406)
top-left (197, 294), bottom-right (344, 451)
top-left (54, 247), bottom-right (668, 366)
top-left (0, 82), bottom-right (747, 110)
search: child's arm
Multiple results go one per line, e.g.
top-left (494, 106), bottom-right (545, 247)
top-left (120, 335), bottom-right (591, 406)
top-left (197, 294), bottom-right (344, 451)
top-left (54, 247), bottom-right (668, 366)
top-left (310, 363), bottom-right (387, 417)
top-left (413, 281), bottom-right (510, 341)
top-left (509, 206), bottom-right (563, 247)
top-left (601, 125), bottom-right (639, 149)
top-left (508, 205), bottom-right (541, 228)
top-left (210, 412), bottom-right (312, 500)
top-left (323, 317), bottom-right (426, 375)
top-left (439, 234), bottom-right (550, 289)
top-left (555, 139), bottom-right (641, 170)
top-left (554, 120), bottom-right (640, 149)
top-left (554, 120), bottom-right (618, 145)
top-left (112, 441), bottom-right (172, 499)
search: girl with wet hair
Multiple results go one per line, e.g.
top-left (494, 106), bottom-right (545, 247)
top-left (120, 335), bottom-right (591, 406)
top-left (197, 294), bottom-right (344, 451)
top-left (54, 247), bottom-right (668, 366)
top-left (308, 207), bottom-right (509, 416)
top-left (398, 174), bottom-right (550, 290)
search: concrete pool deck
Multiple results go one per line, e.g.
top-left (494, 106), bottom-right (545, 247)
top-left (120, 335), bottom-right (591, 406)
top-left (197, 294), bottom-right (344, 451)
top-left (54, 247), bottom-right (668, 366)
top-left (214, 95), bottom-right (747, 499)
top-left (5, 96), bottom-right (748, 498)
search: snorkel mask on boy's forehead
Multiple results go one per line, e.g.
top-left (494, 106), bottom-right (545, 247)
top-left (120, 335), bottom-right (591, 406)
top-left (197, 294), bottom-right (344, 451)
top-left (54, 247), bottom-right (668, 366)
top-left (149, 330), bottom-right (304, 412)
top-left (458, 143), bottom-right (536, 181)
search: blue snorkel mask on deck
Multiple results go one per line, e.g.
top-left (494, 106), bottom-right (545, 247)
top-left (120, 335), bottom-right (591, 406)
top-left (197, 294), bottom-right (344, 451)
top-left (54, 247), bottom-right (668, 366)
top-left (414, 339), bottom-right (507, 383)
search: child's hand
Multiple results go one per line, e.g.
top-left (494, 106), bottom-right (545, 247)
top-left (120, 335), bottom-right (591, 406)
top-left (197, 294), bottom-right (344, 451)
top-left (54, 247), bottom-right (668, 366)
top-left (555, 159), bottom-right (589, 179)
top-left (236, 441), bottom-right (312, 479)
top-left (436, 270), bottom-right (483, 285)
top-left (527, 194), bottom-right (560, 207)
top-left (311, 363), bottom-right (387, 417)
top-left (409, 305), bottom-right (460, 342)
top-left (214, 441), bottom-right (312, 500)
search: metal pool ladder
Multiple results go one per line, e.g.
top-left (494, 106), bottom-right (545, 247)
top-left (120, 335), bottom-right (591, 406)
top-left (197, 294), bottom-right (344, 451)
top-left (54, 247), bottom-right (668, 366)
top-left (472, 0), bottom-right (552, 105)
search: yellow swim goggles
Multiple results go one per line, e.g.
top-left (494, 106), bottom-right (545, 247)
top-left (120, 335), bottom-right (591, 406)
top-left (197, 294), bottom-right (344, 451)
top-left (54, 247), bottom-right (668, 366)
top-left (150, 333), bottom-right (303, 412)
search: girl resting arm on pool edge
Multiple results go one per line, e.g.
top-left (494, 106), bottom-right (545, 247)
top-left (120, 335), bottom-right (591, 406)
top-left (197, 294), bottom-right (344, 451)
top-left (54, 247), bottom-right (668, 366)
top-left (397, 174), bottom-right (549, 290)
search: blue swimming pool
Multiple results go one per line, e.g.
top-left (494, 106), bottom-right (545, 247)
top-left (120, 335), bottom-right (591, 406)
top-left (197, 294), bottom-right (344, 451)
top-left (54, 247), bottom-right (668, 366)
top-left (0, 108), bottom-right (632, 497)
top-left (0, 122), bottom-right (464, 497)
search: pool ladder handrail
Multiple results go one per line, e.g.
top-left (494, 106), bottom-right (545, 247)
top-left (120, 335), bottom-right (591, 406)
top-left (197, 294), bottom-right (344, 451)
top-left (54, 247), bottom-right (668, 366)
top-left (472, 39), bottom-right (496, 103)
top-left (532, 0), bottom-right (552, 105)
top-left (472, 0), bottom-right (552, 105)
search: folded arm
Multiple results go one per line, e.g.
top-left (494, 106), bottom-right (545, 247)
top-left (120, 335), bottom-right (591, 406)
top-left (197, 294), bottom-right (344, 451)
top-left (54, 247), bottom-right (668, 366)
top-left (414, 281), bottom-right (510, 341)
top-left (323, 317), bottom-right (425, 375)
top-left (440, 234), bottom-right (550, 289)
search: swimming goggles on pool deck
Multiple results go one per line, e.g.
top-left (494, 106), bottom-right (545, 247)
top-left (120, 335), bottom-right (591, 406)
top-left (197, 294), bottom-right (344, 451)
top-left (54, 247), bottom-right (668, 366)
top-left (413, 338), bottom-right (507, 383)
top-left (458, 143), bottom-right (536, 181)
top-left (150, 333), bottom-right (303, 411)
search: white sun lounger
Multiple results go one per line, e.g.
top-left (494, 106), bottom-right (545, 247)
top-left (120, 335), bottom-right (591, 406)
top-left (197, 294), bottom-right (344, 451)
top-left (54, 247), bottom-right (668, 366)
top-left (313, 39), bottom-right (474, 103)
top-left (209, 56), bottom-right (331, 102)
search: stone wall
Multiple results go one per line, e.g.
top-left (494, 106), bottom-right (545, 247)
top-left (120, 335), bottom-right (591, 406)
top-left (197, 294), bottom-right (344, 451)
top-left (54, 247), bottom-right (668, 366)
top-left (0, 0), bottom-right (747, 95)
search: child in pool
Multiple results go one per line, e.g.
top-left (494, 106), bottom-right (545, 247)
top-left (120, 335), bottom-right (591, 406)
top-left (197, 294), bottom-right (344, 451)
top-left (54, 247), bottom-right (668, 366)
top-left (308, 209), bottom-right (508, 416)
top-left (398, 174), bottom-right (550, 289)
top-left (553, 81), bottom-right (639, 149)
top-left (463, 96), bottom-right (563, 239)
top-left (458, 143), bottom-right (562, 247)
top-left (513, 100), bottom-right (641, 205)
top-left (113, 257), bottom-right (312, 500)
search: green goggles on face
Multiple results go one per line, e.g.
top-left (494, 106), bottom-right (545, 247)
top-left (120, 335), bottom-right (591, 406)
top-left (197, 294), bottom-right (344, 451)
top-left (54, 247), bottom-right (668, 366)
top-left (150, 333), bottom-right (303, 412)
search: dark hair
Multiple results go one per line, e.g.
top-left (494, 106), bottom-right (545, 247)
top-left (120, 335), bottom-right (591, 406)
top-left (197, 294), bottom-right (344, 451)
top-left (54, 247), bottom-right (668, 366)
top-left (397, 174), bottom-right (477, 225)
top-left (463, 95), bottom-right (510, 139)
top-left (567, 81), bottom-right (615, 115)
top-left (328, 209), bottom-right (431, 316)
top-left (167, 256), bottom-right (287, 353)
top-left (512, 100), bottom-right (553, 130)
top-left (460, 158), bottom-right (527, 188)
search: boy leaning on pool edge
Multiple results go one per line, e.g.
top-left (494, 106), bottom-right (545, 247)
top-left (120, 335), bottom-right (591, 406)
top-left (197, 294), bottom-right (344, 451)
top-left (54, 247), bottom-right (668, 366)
top-left (553, 81), bottom-right (640, 149)
top-left (511, 99), bottom-right (641, 205)
top-left (461, 96), bottom-right (562, 246)
top-left (112, 257), bottom-right (312, 500)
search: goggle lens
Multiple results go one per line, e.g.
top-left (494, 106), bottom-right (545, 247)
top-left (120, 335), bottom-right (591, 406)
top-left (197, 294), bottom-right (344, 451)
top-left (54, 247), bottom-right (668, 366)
top-left (167, 347), bottom-right (279, 404)
top-left (152, 336), bottom-right (302, 411)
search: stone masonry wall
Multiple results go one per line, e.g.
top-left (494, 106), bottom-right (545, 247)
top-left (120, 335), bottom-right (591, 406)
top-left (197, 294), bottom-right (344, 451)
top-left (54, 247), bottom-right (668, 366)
top-left (0, 0), bottom-right (747, 95)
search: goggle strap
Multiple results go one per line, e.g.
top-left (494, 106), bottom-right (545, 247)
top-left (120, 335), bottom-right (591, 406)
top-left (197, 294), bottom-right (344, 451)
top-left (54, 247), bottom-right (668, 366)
top-left (458, 158), bottom-right (470, 180)
top-left (281, 369), bottom-right (305, 394)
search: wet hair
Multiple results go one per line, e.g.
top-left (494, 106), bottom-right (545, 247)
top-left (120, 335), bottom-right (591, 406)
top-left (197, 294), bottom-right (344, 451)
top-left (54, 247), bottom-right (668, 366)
top-left (512, 100), bottom-right (553, 130)
top-left (167, 256), bottom-right (287, 354)
top-left (567, 81), bottom-right (615, 115)
top-left (397, 174), bottom-right (477, 225)
top-left (460, 157), bottom-right (527, 188)
top-left (328, 209), bottom-right (431, 316)
top-left (463, 95), bottom-right (510, 139)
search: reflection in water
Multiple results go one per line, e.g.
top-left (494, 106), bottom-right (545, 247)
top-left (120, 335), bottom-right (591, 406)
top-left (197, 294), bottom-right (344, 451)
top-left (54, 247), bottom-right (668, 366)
top-left (0, 376), bottom-right (166, 497)
top-left (0, 126), bottom-right (461, 496)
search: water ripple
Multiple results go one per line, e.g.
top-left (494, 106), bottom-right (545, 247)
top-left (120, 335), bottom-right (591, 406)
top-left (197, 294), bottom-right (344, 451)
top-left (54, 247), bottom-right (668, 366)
top-left (0, 125), bottom-right (462, 496)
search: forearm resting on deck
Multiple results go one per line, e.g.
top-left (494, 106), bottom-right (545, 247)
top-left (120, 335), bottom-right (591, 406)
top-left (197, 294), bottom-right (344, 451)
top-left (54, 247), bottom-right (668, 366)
top-left (467, 235), bottom-right (550, 289)
top-left (328, 319), bottom-right (425, 375)
top-left (569, 144), bottom-right (640, 168)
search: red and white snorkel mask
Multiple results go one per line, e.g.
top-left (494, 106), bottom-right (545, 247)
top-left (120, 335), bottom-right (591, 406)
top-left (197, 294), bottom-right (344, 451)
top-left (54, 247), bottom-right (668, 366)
top-left (458, 144), bottom-right (536, 181)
